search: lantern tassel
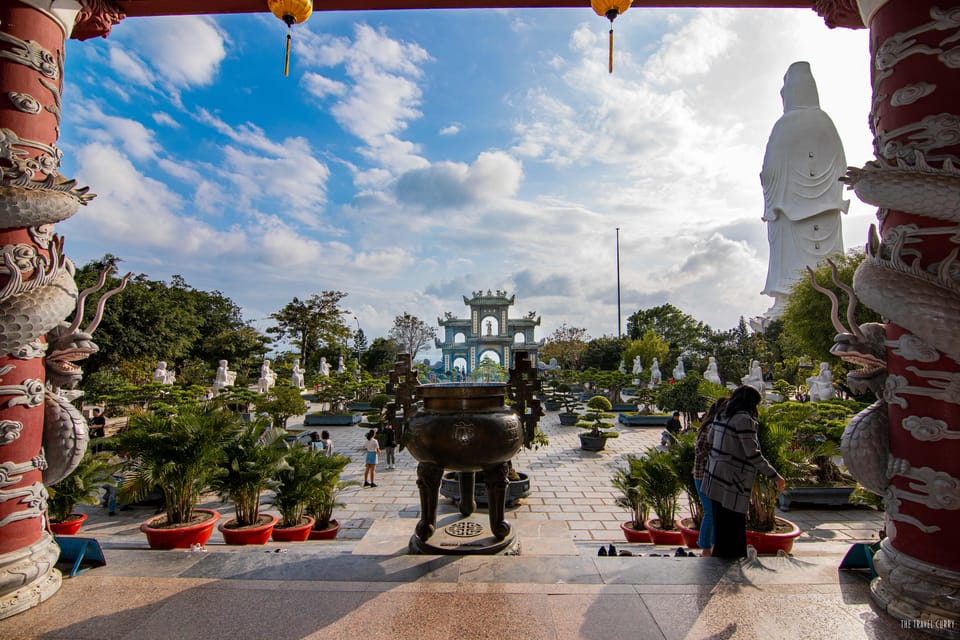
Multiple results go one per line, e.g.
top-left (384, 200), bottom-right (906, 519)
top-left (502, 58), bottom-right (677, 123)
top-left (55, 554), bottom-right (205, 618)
top-left (283, 15), bottom-right (295, 77)
top-left (608, 27), bottom-right (614, 74)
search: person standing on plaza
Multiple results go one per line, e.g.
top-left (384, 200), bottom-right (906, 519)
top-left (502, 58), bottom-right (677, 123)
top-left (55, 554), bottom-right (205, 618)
top-left (701, 385), bottom-right (785, 559)
top-left (320, 430), bottom-right (333, 455)
top-left (381, 423), bottom-right (397, 469)
top-left (363, 429), bottom-right (380, 487)
top-left (694, 397), bottom-right (727, 557)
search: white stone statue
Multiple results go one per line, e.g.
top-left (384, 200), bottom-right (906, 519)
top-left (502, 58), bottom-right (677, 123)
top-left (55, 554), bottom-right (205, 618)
top-left (318, 357), bottom-right (330, 377)
top-left (213, 359), bottom-right (236, 392)
top-left (649, 358), bottom-right (662, 387)
top-left (672, 358), bottom-right (686, 381)
top-left (704, 357), bottom-right (722, 385)
top-left (741, 359), bottom-right (766, 393)
top-left (632, 356), bottom-right (643, 375)
top-left (760, 61), bottom-right (848, 319)
top-left (336, 356), bottom-right (345, 375)
top-left (807, 361), bottom-right (835, 401)
top-left (291, 359), bottom-right (305, 390)
top-left (153, 361), bottom-right (175, 384)
top-left (258, 359), bottom-right (277, 394)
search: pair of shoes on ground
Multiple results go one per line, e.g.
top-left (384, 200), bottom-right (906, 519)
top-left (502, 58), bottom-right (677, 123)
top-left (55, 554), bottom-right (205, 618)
top-left (363, 482), bottom-right (378, 488)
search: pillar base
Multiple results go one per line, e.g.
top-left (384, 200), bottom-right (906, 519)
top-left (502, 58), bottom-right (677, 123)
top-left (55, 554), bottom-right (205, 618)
top-left (872, 538), bottom-right (960, 638)
top-left (0, 532), bottom-right (62, 621)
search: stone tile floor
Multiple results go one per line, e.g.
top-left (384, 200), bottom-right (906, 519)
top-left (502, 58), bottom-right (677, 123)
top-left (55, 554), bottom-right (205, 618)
top-left (1, 409), bottom-right (916, 640)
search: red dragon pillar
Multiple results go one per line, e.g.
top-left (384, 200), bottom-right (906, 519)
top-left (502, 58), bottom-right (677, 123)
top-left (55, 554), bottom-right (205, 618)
top-left (0, 0), bottom-right (122, 620)
top-left (835, 1), bottom-right (960, 635)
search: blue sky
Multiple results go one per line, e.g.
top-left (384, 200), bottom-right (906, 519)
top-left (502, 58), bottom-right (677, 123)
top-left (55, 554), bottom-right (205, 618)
top-left (58, 7), bottom-right (873, 360)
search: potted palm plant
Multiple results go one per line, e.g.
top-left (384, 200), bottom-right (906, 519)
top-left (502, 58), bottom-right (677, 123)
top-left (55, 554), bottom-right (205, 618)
top-left (746, 410), bottom-right (802, 554)
top-left (211, 417), bottom-right (288, 545)
top-left (633, 447), bottom-right (683, 545)
top-left (116, 404), bottom-right (239, 549)
top-left (270, 445), bottom-right (336, 542)
top-left (612, 454), bottom-right (651, 543)
top-left (306, 453), bottom-right (356, 540)
top-left (576, 395), bottom-right (620, 451)
top-left (47, 451), bottom-right (113, 535)
top-left (668, 431), bottom-right (703, 549)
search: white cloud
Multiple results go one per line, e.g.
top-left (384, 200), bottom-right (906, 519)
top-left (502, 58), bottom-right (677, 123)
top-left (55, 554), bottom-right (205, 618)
top-left (297, 23), bottom-right (432, 179)
top-left (66, 143), bottom-right (246, 256)
top-left (117, 16), bottom-right (227, 88)
top-left (439, 123), bottom-right (462, 136)
top-left (394, 151), bottom-right (522, 208)
top-left (152, 112), bottom-right (180, 128)
top-left (302, 73), bottom-right (347, 99)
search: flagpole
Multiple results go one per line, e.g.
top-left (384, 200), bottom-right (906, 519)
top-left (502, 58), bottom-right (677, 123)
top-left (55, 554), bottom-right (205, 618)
top-left (616, 227), bottom-right (622, 338)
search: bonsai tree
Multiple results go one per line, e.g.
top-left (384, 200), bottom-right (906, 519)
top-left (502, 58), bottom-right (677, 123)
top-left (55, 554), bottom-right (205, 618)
top-left (576, 395), bottom-right (620, 440)
top-left (367, 392), bottom-right (390, 428)
top-left (304, 453), bottom-right (355, 530)
top-left (254, 383), bottom-right (308, 430)
top-left (116, 404), bottom-right (239, 525)
top-left (633, 447), bottom-right (682, 531)
top-left (313, 373), bottom-right (356, 414)
top-left (210, 417), bottom-right (288, 527)
top-left (47, 451), bottom-right (113, 524)
top-left (272, 445), bottom-right (333, 528)
top-left (668, 431), bottom-right (703, 527)
top-left (612, 454), bottom-right (650, 531)
top-left (763, 399), bottom-right (861, 486)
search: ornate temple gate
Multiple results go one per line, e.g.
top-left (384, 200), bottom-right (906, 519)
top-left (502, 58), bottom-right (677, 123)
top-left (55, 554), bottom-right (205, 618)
top-left (1, 0), bottom-right (958, 634)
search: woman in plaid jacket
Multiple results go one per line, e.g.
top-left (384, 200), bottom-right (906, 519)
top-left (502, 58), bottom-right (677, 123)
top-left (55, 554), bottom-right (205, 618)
top-left (701, 385), bottom-right (785, 559)
top-left (694, 397), bottom-right (727, 556)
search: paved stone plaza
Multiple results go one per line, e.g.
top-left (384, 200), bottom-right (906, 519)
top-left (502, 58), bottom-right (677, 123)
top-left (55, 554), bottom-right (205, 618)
top-left (1, 409), bottom-right (925, 640)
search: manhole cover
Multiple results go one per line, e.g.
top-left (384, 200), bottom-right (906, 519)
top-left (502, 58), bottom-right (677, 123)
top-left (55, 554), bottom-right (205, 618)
top-left (445, 521), bottom-right (484, 537)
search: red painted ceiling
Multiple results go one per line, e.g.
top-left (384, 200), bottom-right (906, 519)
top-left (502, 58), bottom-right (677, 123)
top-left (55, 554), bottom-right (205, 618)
top-left (114, 1), bottom-right (815, 17)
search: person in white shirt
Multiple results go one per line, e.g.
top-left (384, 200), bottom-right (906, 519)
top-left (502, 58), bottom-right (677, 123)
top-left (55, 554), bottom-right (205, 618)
top-left (363, 430), bottom-right (380, 487)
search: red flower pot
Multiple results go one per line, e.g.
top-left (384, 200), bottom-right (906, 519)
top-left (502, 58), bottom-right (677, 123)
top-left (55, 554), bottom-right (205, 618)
top-left (620, 521), bottom-right (652, 543)
top-left (677, 518), bottom-right (701, 549)
top-left (746, 517), bottom-right (802, 555)
top-left (141, 508), bottom-right (220, 550)
top-left (644, 518), bottom-right (685, 546)
top-left (219, 514), bottom-right (278, 546)
top-left (308, 519), bottom-right (341, 540)
top-left (50, 513), bottom-right (87, 536)
top-left (271, 516), bottom-right (315, 542)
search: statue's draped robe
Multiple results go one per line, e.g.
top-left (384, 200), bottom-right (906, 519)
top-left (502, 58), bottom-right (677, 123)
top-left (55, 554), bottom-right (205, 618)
top-left (760, 62), bottom-right (849, 305)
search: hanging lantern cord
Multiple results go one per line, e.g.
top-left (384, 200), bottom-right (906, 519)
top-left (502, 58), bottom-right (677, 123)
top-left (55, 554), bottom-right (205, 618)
top-left (283, 14), bottom-right (295, 77)
top-left (606, 9), bottom-right (618, 74)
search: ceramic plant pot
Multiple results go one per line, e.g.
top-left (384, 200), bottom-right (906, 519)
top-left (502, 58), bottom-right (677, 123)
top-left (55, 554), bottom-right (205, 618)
top-left (219, 514), bottom-right (278, 546)
top-left (271, 516), bottom-right (315, 542)
top-left (644, 518), bottom-right (684, 546)
top-left (140, 508), bottom-right (220, 550)
top-left (308, 519), bottom-right (341, 540)
top-left (620, 521), bottom-right (652, 543)
top-left (50, 513), bottom-right (87, 536)
top-left (746, 517), bottom-right (802, 555)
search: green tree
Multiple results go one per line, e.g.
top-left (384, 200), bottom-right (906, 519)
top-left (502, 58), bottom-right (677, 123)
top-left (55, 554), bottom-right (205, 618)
top-left (254, 384), bottom-right (309, 429)
top-left (363, 337), bottom-right (401, 375)
top-left (626, 303), bottom-right (712, 368)
top-left (621, 330), bottom-right (669, 379)
top-left (72, 258), bottom-right (269, 383)
top-left (581, 335), bottom-right (627, 371)
top-left (778, 250), bottom-right (880, 363)
top-left (267, 291), bottom-right (351, 370)
top-left (387, 312), bottom-right (437, 361)
top-left (539, 322), bottom-right (590, 369)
